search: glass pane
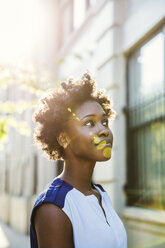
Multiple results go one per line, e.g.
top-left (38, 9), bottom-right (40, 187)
top-left (139, 33), bottom-right (164, 97)
top-left (150, 121), bottom-right (165, 209)
top-left (129, 93), bottom-right (165, 128)
top-left (130, 121), bottom-right (165, 210)
top-left (129, 32), bottom-right (164, 106)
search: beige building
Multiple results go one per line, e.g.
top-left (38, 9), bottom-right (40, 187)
top-left (0, 0), bottom-right (165, 247)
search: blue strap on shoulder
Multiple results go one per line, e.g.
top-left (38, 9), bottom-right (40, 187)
top-left (30, 178), bottom-right (73, 248)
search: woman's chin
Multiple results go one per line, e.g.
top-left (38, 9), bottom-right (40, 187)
top-left (96, 156), bottom-right (111, 162)
top-left (96, 147), bottom-right (112, 161)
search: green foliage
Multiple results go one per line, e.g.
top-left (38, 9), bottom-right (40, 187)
top-left (0, 63), bottom-right (58, 149)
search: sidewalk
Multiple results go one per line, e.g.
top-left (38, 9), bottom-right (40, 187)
top-left (0, 221), bottom-right (29, 248)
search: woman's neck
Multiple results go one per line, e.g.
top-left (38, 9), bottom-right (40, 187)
top-left (58, 157), bottom-right (96, 193)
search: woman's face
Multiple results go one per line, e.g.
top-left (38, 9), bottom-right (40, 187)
top-left (65, 100), bottom-right (113, 162)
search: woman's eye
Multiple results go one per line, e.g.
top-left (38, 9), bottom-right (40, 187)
top-left (84, 120), bottom-right (95, 127)
top-left (102, 119), bottom-right (108, 127)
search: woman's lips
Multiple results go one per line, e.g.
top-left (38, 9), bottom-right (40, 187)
top-left (95, 140), bottom-right (112, 150)
top-left (103, 142), bottom-right (112, 148)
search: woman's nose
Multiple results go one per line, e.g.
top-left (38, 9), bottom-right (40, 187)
top-left (98, 128), bottom-right (109, 137)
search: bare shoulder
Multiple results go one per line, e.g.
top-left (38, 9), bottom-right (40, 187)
top-left (34, 203), bottom-right (74, 248)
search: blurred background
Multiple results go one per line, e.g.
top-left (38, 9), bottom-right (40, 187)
top-left (0, 0), bottom-right (165, 247)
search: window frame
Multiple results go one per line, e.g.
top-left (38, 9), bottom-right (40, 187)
top-left (125, 25), bottom-right (165, 210)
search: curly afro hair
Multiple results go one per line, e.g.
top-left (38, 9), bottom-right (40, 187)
top-left (33, 72), bottom-right (116, 161)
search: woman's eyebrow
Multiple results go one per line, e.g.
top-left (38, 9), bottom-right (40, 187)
top-left (80, 113), bottom-right (107, 120)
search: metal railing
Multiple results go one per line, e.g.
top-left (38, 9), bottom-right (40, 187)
top-left (126, 91), bottom-right (165, 210)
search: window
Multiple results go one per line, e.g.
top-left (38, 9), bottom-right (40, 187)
top-left (126, 28), bottom-right (165, 210)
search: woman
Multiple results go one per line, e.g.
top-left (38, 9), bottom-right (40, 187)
top-left (30, 72), bottom-right (127, 248)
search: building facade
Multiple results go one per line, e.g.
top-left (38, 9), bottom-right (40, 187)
top-left (0, 0), bottom-right (165, 247)
top-left (55, 1), bottom-right (165, 246)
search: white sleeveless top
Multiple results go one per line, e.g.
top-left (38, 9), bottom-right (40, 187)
top-left (30, 177), bottom-right (127, 248)
top-left (62, 181), bottom-right (127, 248)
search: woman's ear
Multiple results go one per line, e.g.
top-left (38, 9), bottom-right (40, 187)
top-left (57, 132), bottom-right (71, 149)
